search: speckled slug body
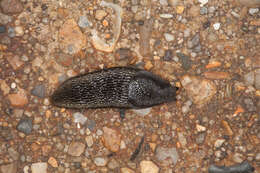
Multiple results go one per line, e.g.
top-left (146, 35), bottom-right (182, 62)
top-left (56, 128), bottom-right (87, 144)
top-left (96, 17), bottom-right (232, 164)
top-left (50, 67), bottom-right (178, 109)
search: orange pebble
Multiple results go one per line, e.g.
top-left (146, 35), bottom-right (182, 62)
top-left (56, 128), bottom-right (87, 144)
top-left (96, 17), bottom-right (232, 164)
top-left (206, 61), bottom-right (221, 69)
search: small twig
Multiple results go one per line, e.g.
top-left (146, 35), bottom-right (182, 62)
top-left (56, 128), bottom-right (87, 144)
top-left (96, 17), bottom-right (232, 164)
top-left (208, 160), bottom-right (255, 173)
top-left (130, 136), bottom-right (145, 161)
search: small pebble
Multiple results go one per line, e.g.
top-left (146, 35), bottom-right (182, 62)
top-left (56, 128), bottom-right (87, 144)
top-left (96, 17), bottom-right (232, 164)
top-left (14, 26), bottom-right (24, 36)
top-left (155, 146), bottom-right (179, 166)
top-left (78, 16), bottom-right (92, 28)
top-left (233, 153), bottom-right (244, 163)
top-left (213, 23), bottom-right (221, 30)
top-left (67, 142), bottom-right (85, 156)
top-left (140, 160), bottom-right (159, 173)
top-left (214, 139), bottom-right (225, 148)
top-left (249, 8), bottom-right (259, 15)
top-left (85, 135), bottom-right (93, 147)
top-left (31, 162), bottom-right (47, 173)
top-left (95, 10), bottom-right (107, 20)
top-left (159, 0), bottom-right (168, 6)
top-left (7, 27), bottom-right (15, 37)
top-left (198, 0), bottom-right (208, 6)
top-left (164, 33), bottom-right (174, 42)
top-left (31, 84), bottom-right (46, 98)
top-left (17, 118), bottom-right (33, 135)
top-left (0, 163), bottom-right (17, 173)
top-left (73, 112), bottom-right (88, 125)
top-left (196, 133), bottom-right (206, 144)
top-left (11, 82), bottom-right (16, 89)
top-left (163, 50), bottom-right (173, 61)
top-left (200, 7), bottom-right (208, 15)
top-left (196, 124), bottom-right (206, 132)
top-left (159, 14), bottom-right (173, 18)
top-left (94, 157), bottom-right (108, 166)
top-left (132, 108), bottom-right (151, 116)
top-left (0, 25), bottom-right (6, 33)
top-left (121, 167), bottom-right (135, 173)
top-left (107, 159), bottom-right (119, 169)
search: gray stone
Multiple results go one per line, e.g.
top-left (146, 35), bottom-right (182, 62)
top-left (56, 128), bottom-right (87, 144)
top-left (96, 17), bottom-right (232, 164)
top-left (78, 16), bottom-right (92, 28)
top-left (73, 112), bottom-right (87, 125)
top-left (31, 84), bottom-right (46, 98)
top-left (17, 118), bottom-right (33, 135)
top-left (200, 7), bottom-right (208, 15)
top-left (188, 33), bottom-right (200, 49)
top-left (163, 50), bottom-right (173, 61)
top-left (86, 119), bottom-right (96, 131)
top-left (7, 27), bottom-right (15, 37)
top-left (0, 26), bottom-right (6, 33)
top-left (155, 146), bottom-right (179, 166)
top-left (177, 52), bottom-right (192, 71)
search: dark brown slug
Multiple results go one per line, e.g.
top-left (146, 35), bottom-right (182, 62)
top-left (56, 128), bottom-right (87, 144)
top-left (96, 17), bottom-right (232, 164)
top-left (50, 67), bottom-right (178, 109)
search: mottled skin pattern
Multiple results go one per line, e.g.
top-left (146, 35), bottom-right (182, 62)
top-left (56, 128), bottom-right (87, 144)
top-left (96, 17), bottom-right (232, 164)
top-left (50, 67), bottom-right (178, 109)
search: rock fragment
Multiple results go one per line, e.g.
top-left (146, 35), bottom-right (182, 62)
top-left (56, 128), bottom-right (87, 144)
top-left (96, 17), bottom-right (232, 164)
top-left (67, 142), bottom-right (85, 156)
top-left (31, 162), bottom-right (47, 173)
top-left (94, 157), bottom-right (108, 166)
top-left (17, 118), bottom-right (33, 135)
top-left (102, 127), bottom-right (121, 152)
top-left (8, 89), bottom-right (28, 107)
top-left (140, 160), bottom-right (159, 173)
top-left (31, 84), bottom-right (46, 98)
top-left (59, 19), bottom-right (86, 54)
top-left (0, 163), bottom-right (17, 173)
top-left (180, 75), bottom-right (217, 106)
top-left (121, 167), bottom-right (135, 173)
top-left (0, 0), bottom-right (23, 14)
top-left (155, 146), bottom-right (179, 166)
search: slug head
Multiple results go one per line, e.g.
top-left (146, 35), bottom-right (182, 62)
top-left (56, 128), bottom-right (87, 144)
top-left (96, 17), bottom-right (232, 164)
top-left (128, 71), bottom-right (178, 108)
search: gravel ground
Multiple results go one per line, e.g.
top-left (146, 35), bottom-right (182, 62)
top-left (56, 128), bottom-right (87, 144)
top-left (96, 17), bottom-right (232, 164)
top-left (0, 0), bottom-right (260, 172)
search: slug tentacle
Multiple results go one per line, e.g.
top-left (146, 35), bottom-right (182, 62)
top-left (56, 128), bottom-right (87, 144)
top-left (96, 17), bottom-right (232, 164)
top-left (50, 67), bottom-right (177, 109)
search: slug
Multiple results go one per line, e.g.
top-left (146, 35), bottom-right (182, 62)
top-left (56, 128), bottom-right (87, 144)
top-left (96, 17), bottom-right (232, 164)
top-left (50, 67), bottom-right (178, 109)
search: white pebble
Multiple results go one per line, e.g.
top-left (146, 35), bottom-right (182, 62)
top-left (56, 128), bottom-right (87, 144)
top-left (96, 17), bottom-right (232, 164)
top-left (11, 82), bottom-right (16, 89)
top-left (213, 23), bottom-right (221, 30)
top-left (14, 26), bottom-right (24, 36)
top-left (159, 0), bottom-right (168, 6)
top-left (73, 112), bottom-right (88, 125)
top-left (196, 124), bottom-right (206, 132)
top-left (198, 0), bottom-right (208, 6)
top-left (249, 8), bottom-right (259, 15)
top-left (160, 14), bottom-right (173, 19)
top-left (164, 33), bottom-right (174, 42)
